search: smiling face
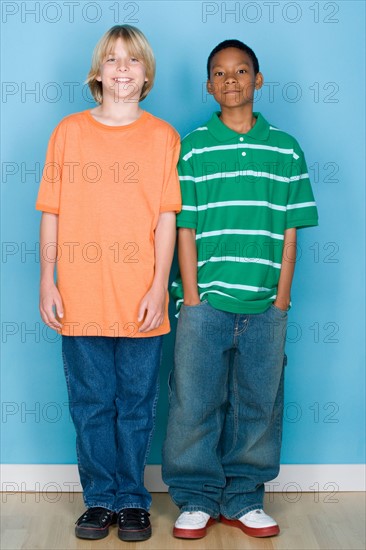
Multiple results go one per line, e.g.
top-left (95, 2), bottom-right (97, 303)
top-left (96, 37), bottom-right (148, 103)
top-left (207, 47), bottom-right (263, 110)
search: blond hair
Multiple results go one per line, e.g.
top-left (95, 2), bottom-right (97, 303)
top-left (86, 25), bottom-right (155, 103)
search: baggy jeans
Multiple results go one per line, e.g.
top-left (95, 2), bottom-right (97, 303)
top-left (162, 302), bottom-right (287, 519)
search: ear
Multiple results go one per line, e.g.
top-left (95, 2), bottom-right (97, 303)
top-left (207, 79), bottom-right (215, 96)
top-left (255, 71), bottom-right (264, 91)
top-left (96, 74), bottom-right (102, 82)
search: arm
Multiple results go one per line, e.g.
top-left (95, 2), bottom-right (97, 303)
top-left (39, 212), bottom-right (64, 331)
top-left (178, 228), bottom-right (200, 305)
top-left (138, 211), bottom-right (177, 332)
top-left (274, 227), bottom-right (297, 311)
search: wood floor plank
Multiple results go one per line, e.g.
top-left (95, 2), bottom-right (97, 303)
top-left (1, 492), bottom-right (365, 550)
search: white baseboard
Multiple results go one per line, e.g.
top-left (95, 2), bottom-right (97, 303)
top-left (1, 464), bottom-right (365, 492)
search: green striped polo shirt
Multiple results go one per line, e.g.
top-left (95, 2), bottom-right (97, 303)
top-left (171, 112), bottom-right (319, 314)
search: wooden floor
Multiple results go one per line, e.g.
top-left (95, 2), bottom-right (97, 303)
top-left (1, 492), bottom-right (365, 550)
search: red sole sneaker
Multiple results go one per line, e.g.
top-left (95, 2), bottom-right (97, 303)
top-left (173, 517), bottom-right (216, 539)
top-left (220, 515), bottom-right (280, 538)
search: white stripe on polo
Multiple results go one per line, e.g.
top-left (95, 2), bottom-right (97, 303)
top-left (287, 201), bottom-right (317, 210)
top-left (182, 143), bottom-right (299, 162)
top-left (196, 201), bottom-right (287, 212)
top-left (197, 257), bottom-right (282, 269)
top-left (180, 170), bottom-right (290, 184)
top-left (198, 280), bottom-right (271, 292)
top-left (195, 229), bottom-right (284, 241)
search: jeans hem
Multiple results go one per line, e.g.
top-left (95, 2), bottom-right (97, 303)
top-left (180, 504), bottom-right (220, 519)
top-left (220, 502), bottom-right (264, 519)
top-left (84, 502), bottom-right (115, 511)
top-left (116, 503), bottom-right (150, 512)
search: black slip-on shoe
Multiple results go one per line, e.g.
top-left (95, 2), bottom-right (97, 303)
top-left (118, 508), bottom-right (152, 541)
top-left (75, 507), bottom-right (117, 539)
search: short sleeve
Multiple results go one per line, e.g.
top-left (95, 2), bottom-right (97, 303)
top-left (286, 146), bottom-right (319, 229)
top-left (35, 124), bottom-right (64, 214)
top-left (176, 140), bottom-right (198, 229)
top-left (160, 132), bottom-right (182, 213)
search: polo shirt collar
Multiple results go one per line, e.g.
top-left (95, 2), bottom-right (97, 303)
top-left (207, 111), bottom-right (270, 142)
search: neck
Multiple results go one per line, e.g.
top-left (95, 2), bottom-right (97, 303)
top-left (92, 97), bottom-right (142, 126)
top-left (219, 105), bottom-right (256, 134)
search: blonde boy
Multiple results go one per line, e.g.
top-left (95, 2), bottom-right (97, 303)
top-left (36, 25), bottom-right (181, 542)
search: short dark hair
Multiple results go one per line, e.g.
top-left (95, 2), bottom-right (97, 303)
top-left (207, 39), bottom-right (260, 78)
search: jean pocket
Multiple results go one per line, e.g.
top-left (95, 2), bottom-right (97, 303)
top-left (270, 303), bottom-right (288, 316)
top-left (182, 300), bottom-right (208, 308)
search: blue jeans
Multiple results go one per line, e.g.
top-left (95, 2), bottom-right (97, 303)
top-left (162, 302), bottom-right (287, 519)
top-left (62, 335), bottom-right (163, 512)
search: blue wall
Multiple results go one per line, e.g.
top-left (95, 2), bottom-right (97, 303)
top-left (1, 1), bottom-right (365, 465)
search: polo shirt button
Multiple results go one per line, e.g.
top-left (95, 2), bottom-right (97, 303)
top-left (241, 152), bottom-right (246, 156)
top-left (239, 137), bottom-right (244, 142)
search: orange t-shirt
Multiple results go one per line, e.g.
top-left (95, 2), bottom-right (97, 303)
top-left (35, 110), bottom-right (181, 337)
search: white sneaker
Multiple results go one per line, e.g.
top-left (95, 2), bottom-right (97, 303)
top-left (173, 511), bottom-right (216, 539)
top-left (221, 509), bottom-right (279, 537)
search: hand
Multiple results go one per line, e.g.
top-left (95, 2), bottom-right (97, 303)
top-left (273, 298), bottom-right (289, 312)
top-left (183, 292), bottom-right (201, 306)
top-left (39, 281), bottom-right (64, 331)
top-left (138, 284), bottom-right (166, 333)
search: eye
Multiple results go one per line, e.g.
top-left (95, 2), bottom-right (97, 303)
top-left (214, 71), bottom-right (224, 77)
top-left (130, 57), bottom-right (139, 63)
top-left (107, 57), bottom-right (116, 62)
top-left (238, 69), bottom-right (247, 74)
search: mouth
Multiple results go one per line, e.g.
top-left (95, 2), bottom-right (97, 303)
top-left (113, 77), bottom-right (133, 83)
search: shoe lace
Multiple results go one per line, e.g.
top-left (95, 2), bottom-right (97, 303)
top-left (119, 508), bottom-right (150, 526)
top-left (77, 507), bottom-right (113, 525)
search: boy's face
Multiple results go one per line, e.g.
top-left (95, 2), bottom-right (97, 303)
top-left (96, 37), bottom-right (148, 102)
top-left (207, 47), bottom-right (263, 109)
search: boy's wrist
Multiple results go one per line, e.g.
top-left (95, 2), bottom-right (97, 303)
top-left (151, 277), bottom-right (168, 293)
top-left (40, 275), bottom-right (55, 285)
top-left (274, 296), bottom-right (290, 310)
top-left (183, 291), bottom-right (200, 305)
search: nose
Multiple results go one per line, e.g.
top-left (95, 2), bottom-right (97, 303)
top-left (116, 59), bottom-right (128, 71)
top-left (225, 72), bottom-right (237, 85)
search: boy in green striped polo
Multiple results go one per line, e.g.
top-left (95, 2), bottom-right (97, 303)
top-left (162, 40), bottom-right (318, 539)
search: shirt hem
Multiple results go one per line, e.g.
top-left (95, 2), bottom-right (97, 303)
top-left (176, 220), bottom-right (197, 229)
top-left (59, 327), bottom-right (171, 337)
top-left (160, 204), bottom-right (182, 213)
top-left (286, 218), bottom-right (319, 229)
top-left (35, 203), bottom-right (59, 214)
top-left (207, 294), bottom-right (272, 314)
